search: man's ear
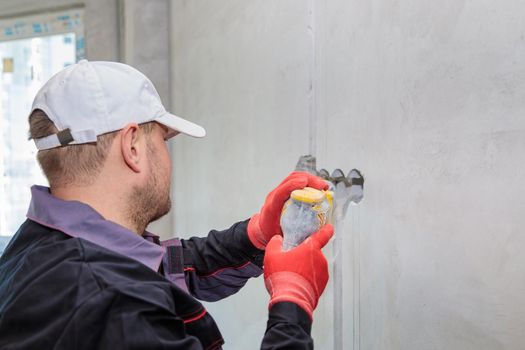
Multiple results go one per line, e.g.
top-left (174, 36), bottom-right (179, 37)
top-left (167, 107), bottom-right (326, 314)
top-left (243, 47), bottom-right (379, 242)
top-left (120, 123), bottom-right (142, 173)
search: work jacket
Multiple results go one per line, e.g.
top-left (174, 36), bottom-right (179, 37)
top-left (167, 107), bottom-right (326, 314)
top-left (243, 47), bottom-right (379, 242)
top-left (0, 186), bottom-right (313, 349)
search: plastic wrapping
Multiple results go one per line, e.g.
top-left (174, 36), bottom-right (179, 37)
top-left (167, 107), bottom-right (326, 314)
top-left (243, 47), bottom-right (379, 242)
top-left (280, 188), bottom-right (331, 250)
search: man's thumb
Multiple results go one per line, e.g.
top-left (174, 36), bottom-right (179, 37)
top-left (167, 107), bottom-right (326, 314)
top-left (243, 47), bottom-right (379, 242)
top-left (266, 235), bottom-right (284, 252)
top-left (310, 224), bottom-right (334, 249)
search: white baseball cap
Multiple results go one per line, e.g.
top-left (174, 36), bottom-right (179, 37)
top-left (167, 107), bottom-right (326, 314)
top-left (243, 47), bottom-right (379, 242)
top-left (31, 59), bottom-right (205, 150)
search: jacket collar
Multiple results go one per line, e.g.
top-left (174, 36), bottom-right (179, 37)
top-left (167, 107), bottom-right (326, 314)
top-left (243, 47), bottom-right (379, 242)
top-left (26, 185), bottom-right (165, 271)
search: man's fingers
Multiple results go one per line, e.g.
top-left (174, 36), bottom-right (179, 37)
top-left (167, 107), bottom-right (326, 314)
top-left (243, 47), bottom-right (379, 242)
top-left (306, 174), bottom-right (329, 191)
top-left (310, 224), bottom-right (334, 249)
top-left (272, 174), bottom-right (327, 204)
top-left (271, 178), bottom-right (308, 206)
top-left (266, 235), bottom-right (283, 250)
top-left (287, 172), bottom-right (328, 191)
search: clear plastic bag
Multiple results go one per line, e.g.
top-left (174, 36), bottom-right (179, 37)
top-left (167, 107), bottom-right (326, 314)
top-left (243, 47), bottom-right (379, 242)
top-left (280, 187), bottom-right (332, 250)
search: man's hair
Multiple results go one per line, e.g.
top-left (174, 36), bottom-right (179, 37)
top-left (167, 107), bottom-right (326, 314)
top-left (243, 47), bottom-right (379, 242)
top-left (29, 109), bottom-right (154, 188)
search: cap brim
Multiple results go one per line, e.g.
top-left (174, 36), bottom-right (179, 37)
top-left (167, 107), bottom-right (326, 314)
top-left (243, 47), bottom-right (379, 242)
top-left (155, 113), bottom-right (206, 138)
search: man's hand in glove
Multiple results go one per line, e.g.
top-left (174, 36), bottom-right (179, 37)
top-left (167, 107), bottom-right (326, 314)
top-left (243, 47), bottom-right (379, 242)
top-left (263, 224), bottom-right (334, 319)
top-left (247, 172), bottom-right (328, 250)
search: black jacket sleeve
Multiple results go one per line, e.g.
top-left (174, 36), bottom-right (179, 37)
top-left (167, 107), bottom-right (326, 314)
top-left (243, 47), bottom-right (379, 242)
top-left (181, 221), bottom-right (314, 349)
top-left (54, 288), bottom-right (209, 350)
top-left (181, 220), bottom-right (266, 301)
top-left (55, 291), bottom-right (313, 350)
top-left (261, 302), bottom-right (314, 350)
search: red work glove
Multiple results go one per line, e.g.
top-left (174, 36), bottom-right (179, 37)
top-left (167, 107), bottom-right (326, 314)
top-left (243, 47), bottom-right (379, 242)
top-left (263, 224), bottom-right (334, 320)
top-left (247, 172), bottom-right (328, 250)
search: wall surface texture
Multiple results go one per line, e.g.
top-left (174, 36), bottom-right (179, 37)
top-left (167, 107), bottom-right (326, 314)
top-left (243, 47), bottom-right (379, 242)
top-left (171, 1), bottom-right (525, 350)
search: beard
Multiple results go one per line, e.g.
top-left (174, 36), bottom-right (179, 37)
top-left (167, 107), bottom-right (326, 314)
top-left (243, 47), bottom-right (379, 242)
top-left (126, 147), bottom-right (172, 234)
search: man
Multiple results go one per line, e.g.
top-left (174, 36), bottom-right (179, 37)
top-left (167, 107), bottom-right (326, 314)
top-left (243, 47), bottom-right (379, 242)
top-left (0, 60), bottom-right (333, 349)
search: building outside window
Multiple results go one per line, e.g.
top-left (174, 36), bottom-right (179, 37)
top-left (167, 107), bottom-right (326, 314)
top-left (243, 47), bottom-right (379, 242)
top-left (0, 8), bottom-right (84, 253)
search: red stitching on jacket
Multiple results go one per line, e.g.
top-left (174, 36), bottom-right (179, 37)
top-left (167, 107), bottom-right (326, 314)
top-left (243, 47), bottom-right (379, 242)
top-left (192, 261), bottom-right (253, 278)
top-left (205, 338), bottom-right (225, 350)
top-left (183, 309), bottom-right (207, 324)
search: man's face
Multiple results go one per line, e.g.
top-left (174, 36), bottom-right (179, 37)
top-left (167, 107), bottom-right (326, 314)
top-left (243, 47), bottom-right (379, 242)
top-left (128, 123), bottom-right (173, 232)
top-left (148, 123), bottom-right (171, 221)
top-left (146, 126), bottom-right (172, 222)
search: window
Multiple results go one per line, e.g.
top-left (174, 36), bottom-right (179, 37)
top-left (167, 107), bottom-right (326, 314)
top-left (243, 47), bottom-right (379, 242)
top-left (0, 8), bottom-right (84, 244)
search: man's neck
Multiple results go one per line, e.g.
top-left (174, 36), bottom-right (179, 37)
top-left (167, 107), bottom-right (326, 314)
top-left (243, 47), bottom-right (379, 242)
top-left (50, 185), bottom-right (142, 235)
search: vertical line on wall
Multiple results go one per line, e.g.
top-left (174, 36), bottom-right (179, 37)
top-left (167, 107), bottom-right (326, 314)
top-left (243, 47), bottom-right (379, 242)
top-left (334, 222), bottom-right (344, 350)
top-left (310, 1), bottom-right (346, 349)
top-left (354, 207), bottom-right (361, 350)
top-left (166, 0), bottom-right (175, 233)
top-left (116, 0), bottom-right (125, 62)
top-left (307, 0), bottom-right (317, 156)
top-left (118, 0), bottom-right (138, 66)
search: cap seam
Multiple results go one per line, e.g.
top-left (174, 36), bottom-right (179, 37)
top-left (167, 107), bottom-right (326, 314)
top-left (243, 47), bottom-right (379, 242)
top-left (31, 103), bottom-right (64, 131)
top-left (83, 61), bottom-right (111, 133)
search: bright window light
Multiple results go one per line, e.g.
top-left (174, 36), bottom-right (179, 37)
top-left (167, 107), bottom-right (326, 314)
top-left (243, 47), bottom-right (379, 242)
top-left (0, 9), bottom-right (84, 251)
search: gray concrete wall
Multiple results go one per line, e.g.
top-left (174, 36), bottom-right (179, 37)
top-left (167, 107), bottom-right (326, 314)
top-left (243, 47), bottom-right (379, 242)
top-left (170, 1), bottom-right (312, 345)
top-left (118, 0), bottom-right (173, 238)
top-left (170, 1), bottom-right (525, 349)
top-left (119, 0), bottom-right (171, 106)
